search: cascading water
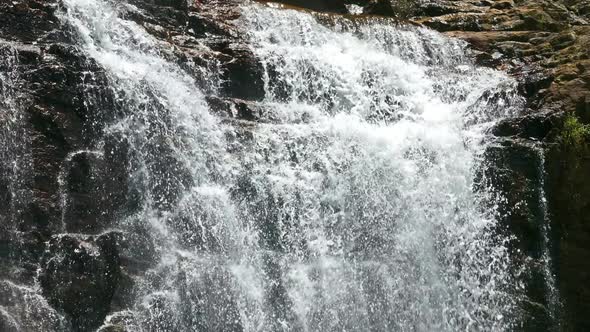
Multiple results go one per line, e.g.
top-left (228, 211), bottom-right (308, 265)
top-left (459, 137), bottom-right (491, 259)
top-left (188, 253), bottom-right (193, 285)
top-left (534, 147), bottom-right (561, 325)
top-left (0, 43), bottom-right (68, 332)
top-left (0, 44), bottom-right (31, 229)
top-left (52, 0), bottom-right (531, 331)
top-left (231, 5), bottom-right (525, 331)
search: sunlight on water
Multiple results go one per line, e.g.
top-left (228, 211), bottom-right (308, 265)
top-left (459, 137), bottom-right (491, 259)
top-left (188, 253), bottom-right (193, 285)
top-left (233, 5), bottom-right (524, 331)
top-left (57, 1), bottom-right (527, 331)
top-left (0, 44), bottom-right (65, 332)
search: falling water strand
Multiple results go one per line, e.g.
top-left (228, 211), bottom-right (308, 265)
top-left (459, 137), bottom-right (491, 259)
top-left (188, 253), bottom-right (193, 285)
top-left (0, 42), bottom-right (68, 332)
top-left (535, 147), bottom-right (562, 327)
top-left (59, 0), bottom-right (244, 331)
top-left (58, 1), bottom-right (528, 331)
top-left (0, 43), bottom-right (32, 223)
top-left (234, 5), bottom-right (525, 331)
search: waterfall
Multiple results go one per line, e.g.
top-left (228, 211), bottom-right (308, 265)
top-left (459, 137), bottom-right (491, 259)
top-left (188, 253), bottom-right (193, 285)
top-left (54, 0), bottom-right (527, 331)
top-left (535, 147), bottom-right (562, 326)
top-left (0, 43), bottom-right (68, 332)
top-left (0, 43), bottom-right (32, 226)
top-left (231, 5), bottom-right (524, 331)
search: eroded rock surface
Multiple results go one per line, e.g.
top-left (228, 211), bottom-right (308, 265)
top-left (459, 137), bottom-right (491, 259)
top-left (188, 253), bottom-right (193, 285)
top-left (39, 233), bottom-right (121, 331)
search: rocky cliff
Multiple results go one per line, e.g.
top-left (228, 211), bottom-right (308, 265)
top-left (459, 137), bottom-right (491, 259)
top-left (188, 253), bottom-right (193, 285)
top-left (0, 0), bottom-right (589, 331)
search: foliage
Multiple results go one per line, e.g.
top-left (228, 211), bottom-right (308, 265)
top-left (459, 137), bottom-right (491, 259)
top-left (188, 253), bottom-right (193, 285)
top-left (561, 114), bottom-right (590, 148)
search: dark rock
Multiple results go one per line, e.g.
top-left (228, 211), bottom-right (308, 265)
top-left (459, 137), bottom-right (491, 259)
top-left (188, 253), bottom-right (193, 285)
top-left (492, 113), bottom-right (558, 140)
top-left (61, 148), bottom-right (129, 234)
top-left (0, 231), bottom-right (47, 282)
top-left (213, 43), bottom-right (266, 100)
top-left (0, 279), bottom-right (69, 331)
top-left (415, 1), bottom-right (461, 17)
top-left (477, 139), bottom-right (555, 331)
top-left (154, 0), bottom-right (188, 10)
top-left (2, 40), bottom-right (120, 237)
top-left (517, 70), bottom-right (554, 102)
top-left (186, 12), bottom-right (236, 38)
top-left (206, 96), bottom-right (261, 121)
top-left (491, 0), bottom-right (513, 10)
top-left (545, 120), bottom-right (590, 331)
top-left (39, 233), bottom-right (121, 331)
top-left (479, 140), bottom-right (545, 255)
top-left (263, 0), bottom-right (348, 13)
top-left (0, 0), bottom-right (62, 43)
top-left (363, 0), bottom-right (395, 16)
top-left (126, 0), bottom-right (189, 31)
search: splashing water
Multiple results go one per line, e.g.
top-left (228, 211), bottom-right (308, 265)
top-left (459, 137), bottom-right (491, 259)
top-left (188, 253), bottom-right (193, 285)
top-left (534, 147), bottom-right (562, 326)
top-left (0, 43), bottom-right (68, 332)
top-left (57, 0), bottom-right (528, 331)
top-left (232, 5), bottom-right (525, 331)
top-left (0, 43), bottom-right (32, 226)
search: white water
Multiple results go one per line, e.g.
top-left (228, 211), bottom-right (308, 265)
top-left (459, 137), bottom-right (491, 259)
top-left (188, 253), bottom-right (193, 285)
top-left (534, 147), bottom-right (561, 325)
top-left (0, 43), bottom-right (32, 225)
top-left (57, 1), bottom-right (527, 331)
top-left (0, 43), bottom-right (68, 332)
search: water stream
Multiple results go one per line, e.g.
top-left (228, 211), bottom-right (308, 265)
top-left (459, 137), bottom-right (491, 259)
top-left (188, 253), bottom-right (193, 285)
top-left (0, 42), bottom-right (68, 332)
top-left (2, 0), bottom-right (536, 330)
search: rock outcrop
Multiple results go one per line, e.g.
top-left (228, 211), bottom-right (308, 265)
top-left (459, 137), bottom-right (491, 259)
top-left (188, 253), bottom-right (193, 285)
top-left (39, 233), bottom-right (121, 331)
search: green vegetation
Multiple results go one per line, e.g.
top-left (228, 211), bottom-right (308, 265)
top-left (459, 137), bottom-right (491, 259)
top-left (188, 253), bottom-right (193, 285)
top-left (561, 114), bottom-right (590, 147)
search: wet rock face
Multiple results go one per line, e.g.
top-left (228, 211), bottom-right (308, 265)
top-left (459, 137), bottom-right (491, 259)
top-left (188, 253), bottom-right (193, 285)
top-left (61, 150), bottom-right (129, 234)
top-left (545, 131), bottom-right (590, 331)
top-left (39, 233), bottom-right (121, 331)
top-left (0, 0), bottom-right (62, 43)
top-left (0, 279), bottom-right (69, 331)
top-left (478, 140), bottom-right (557, 331)
top-left (1, 0), bottom-right (265, 329)
top-left (215, 43), bottom-right (266, 100)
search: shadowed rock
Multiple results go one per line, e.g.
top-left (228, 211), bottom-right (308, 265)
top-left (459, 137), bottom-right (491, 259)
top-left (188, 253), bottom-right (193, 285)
top-left (39, 233), bottom-right (121, 331)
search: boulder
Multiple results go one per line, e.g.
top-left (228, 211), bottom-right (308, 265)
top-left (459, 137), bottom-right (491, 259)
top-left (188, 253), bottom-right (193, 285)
top-left (0, 279), bottom-right (69, 331)
top-left (363, 0), bottom-right (396, 16)
top-left (61, 149), bottom-right (128, 234)
top-left (39, 233), bottom-right (121, 331)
